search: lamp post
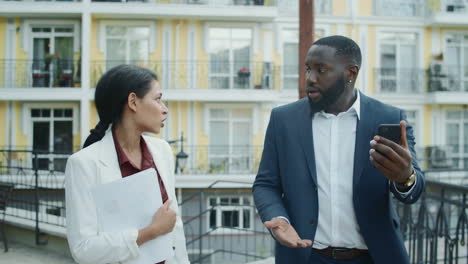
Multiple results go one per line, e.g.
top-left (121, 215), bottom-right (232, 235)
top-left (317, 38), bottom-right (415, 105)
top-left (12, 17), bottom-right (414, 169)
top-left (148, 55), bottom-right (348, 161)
top-left (168, 132), bottom-right (188, 174)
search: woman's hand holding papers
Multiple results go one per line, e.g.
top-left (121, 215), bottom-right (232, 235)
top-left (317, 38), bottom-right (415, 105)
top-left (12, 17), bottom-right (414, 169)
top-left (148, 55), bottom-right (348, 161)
top-left (137, 200), bottom-right (177, 246)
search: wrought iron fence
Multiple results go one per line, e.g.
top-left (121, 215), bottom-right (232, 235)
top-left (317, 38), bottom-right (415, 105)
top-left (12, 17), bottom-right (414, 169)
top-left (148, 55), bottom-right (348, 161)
top-left (180, 181), bottom-right (274, 264)
top-left (2, 147), bottom-right (468, 264)
top-left (168, 145), bottom-right (264, 175)
top-left (0, 149), bottom-right (73, 245)
top-left (0, 59), bottom-right (81, 88)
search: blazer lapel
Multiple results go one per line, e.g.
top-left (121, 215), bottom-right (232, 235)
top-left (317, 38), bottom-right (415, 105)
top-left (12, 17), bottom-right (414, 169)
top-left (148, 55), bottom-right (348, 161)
top-left (353, 92), bottom-right (374, 187)
top-left (145, 137), bottom-right (173, 198)
top-left (298, 99), bottom-right (318, 186)
top-left (97, 129), bottom-right (123, 184)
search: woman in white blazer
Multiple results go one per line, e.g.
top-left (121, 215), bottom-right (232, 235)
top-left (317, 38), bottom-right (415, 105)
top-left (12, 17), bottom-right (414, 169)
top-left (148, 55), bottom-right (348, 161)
top-left (65, 65), bottom-right (190, 264)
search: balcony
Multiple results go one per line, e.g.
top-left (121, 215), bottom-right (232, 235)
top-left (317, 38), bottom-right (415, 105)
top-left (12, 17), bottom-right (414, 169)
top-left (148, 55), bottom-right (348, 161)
top-left (92, 0), bottom-right (275, 6)
top-left (90, 0), bottom-right (277, 20)
top-left (427, 0), bottom-right (468, 25)
top-left (374, 68), bottom-right (425, 94)
top-left (91, 61), bottom-right (283, 101)
top-left (0, 59), bottom-right (81, 89)
top-left (0, 0), bottom-right (82, 16)
top-left (172, 145), bottom-right (263, 176)
top-left (428, 65), bottom-right (468, 104)
top-left (373, 0), bottom-right (425, 17)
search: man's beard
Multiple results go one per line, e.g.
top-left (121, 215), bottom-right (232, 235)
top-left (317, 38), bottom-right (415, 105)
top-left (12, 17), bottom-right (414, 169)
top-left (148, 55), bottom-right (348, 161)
top-left (308, 77), bottom-right (346, 112)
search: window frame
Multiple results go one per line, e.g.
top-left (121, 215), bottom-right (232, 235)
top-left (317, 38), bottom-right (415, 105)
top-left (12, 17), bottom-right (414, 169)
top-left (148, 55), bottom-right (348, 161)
top-left (376, 28), bottom-right (424, 94)
top-left (207, 195), bottom-right (254, 234)
top-left (207, 107), bottom-right (253, 174)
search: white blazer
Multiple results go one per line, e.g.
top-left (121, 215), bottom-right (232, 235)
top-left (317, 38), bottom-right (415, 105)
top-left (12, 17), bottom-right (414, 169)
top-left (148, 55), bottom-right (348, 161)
top-left (65, 129), bottom-right (190, 264)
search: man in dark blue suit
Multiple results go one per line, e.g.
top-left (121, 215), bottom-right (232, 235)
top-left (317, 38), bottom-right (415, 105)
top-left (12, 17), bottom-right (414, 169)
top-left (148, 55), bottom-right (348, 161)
top-left (253, 35), bottom-right (424, 264)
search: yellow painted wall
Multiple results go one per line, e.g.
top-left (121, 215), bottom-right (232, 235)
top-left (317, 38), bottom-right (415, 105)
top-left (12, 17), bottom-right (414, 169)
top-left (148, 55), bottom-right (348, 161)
top-left (0, 19), bottom-right (6, 87)
top-left (359, 0), bottom-right (373, 16)
top-left (89, 101), bottom-right (98, 132)
top-left (424, 27), bottom-right (433, 68)
top-left (175, 20), bottom-right (188, 89)
top-left (197, 21), bottom-right (209, 90)
top-left (0, 18), bottom-right (6, 59)
top-left (90, 18), bottom-right (105, 87)
top-left (332, 0), bottom-right (348, 16)
top-left (0, 102), bottom-right (6, 147)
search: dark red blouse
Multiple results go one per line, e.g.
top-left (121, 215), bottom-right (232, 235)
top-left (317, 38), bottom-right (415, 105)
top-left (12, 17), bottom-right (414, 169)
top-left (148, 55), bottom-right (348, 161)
top-left (112, 129), bottom-right (168, 264)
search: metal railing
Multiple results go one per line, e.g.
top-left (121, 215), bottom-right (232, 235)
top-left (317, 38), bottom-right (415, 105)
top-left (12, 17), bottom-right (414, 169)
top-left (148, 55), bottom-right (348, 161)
top-left (374, 68), bottom-right (426, 93)
top-left (428, 65), bottom-right (468, 93)
top-left (180, 180), bottom-right (274, 264)
top-left (2, 147), bottom-right (468, 264)
top-left (0, 149), bottom-right (74, 245)
top-left (91, 0), bottom-right (276, 6)
top-left (397, 179), bottom-right (468, 264)
top-left (0, 59), bottom-right (81, 88)
top-left (169, 145), bottom-right (264, 175)
top-left (374, 0), bottom-right (426, 17)
top-left (91, 60), bottom-right (278, 90)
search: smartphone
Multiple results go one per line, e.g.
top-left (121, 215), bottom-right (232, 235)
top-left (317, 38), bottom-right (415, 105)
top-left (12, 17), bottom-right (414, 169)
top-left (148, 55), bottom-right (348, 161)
top-left (377, 124), bottom-right (401, 144)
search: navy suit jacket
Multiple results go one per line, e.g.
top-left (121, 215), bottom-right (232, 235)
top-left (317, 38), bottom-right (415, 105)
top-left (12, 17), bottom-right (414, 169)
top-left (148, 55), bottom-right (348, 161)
top-left (253, 92), bottom-right (424, 264)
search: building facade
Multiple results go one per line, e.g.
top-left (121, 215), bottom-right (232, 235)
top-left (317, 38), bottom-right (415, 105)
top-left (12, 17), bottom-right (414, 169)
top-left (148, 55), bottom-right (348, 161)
top-left (0, 0), bottom-right (467, 263)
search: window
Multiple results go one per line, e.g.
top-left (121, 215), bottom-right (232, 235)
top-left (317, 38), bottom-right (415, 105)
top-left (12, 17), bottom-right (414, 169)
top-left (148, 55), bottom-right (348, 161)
top-left (30, 26), bottom-right (76, 88)
top-left (31, 108), bottom-right (74, 172)
top-left (208, 27), bottom-right (252, 89)
top-left (378, 32), bottom-right (420, 93)
top-left (446, 110), bottom-right (468, 169)
top-left (208, 108), bottom-right (252, 173)
top-left (445, 33), bottom-right (468, 92)
top-left (105, 25), bottom-right (149, 69)
top-left (282, 28), bottom-right (325, 90)
top-left (208, 196), bottom-right (253, 230)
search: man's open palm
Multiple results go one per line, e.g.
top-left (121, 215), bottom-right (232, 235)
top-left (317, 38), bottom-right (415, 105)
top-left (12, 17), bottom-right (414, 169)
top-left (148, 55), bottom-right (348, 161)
top-left (264, 218), bottom-right (312, 248)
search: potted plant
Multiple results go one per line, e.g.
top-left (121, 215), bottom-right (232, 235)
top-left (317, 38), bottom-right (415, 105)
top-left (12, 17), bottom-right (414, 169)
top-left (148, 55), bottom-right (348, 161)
top-left (237, 67), bottom-right (251, 78)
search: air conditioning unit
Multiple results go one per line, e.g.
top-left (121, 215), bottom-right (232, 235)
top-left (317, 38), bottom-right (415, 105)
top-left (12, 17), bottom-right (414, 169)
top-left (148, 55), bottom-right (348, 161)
top-left (426, 146), bottom-right (454, 169)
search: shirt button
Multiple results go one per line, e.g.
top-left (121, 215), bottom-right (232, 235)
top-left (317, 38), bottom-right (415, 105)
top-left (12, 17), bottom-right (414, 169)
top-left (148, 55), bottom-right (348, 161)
top-left (310, 219), bottom-right (316, 225)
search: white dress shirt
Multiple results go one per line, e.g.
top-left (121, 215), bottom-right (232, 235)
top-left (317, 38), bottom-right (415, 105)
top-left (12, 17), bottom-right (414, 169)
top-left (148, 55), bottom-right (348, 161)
top-left (312, 91), bottom-right (367, 250)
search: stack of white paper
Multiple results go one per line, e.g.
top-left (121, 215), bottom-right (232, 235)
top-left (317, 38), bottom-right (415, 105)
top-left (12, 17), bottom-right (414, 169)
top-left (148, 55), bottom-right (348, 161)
top-left (92, 168), bottom-right (174, 264)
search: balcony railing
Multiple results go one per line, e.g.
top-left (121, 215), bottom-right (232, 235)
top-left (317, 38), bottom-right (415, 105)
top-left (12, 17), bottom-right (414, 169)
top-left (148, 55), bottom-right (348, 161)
top-left (91, 0), bottom-right (276, 6)
top-left (2, 147), bottom-right (468, 264)
top-left (0, 59), bottom-right (81, 88)
top-left (374, 0), bottom-right (426, 17)
top-left (91, 60), bottom-right (278, 90)
top-left (428, 65), bottom-right (468, 92)
top-left (374, 68), bottom-right (426, 93)
top-left (277, 0), bottom-right (331, 16)
top-left (171, 145), bottom-right (264, 175)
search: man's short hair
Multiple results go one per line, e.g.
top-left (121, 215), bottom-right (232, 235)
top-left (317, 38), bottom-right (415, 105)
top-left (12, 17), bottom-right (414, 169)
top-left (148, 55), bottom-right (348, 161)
top-left (313, 35), bottom-right (362, 67)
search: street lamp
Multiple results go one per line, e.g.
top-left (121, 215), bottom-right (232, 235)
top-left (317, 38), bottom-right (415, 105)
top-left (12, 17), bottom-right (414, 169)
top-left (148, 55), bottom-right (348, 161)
top-left (168, 132), bottom-right (189, 174)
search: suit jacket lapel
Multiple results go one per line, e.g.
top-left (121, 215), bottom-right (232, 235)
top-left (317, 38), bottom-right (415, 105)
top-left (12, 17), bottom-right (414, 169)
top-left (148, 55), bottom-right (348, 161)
top-left (97, 129), bottom-right (123, 184)
top-left (298, 99), bottom-right (318, 186)
top-left (145, 137), bottom-right (173, 198)
top-left (353, 92), bottom-right (374, 187)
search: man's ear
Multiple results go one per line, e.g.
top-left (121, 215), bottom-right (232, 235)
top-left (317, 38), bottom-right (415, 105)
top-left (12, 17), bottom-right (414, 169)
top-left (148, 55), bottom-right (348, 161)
top-left (347, 65), bottom-right (360, 82)
top-left (127, 92), bottom-right (138, 112)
